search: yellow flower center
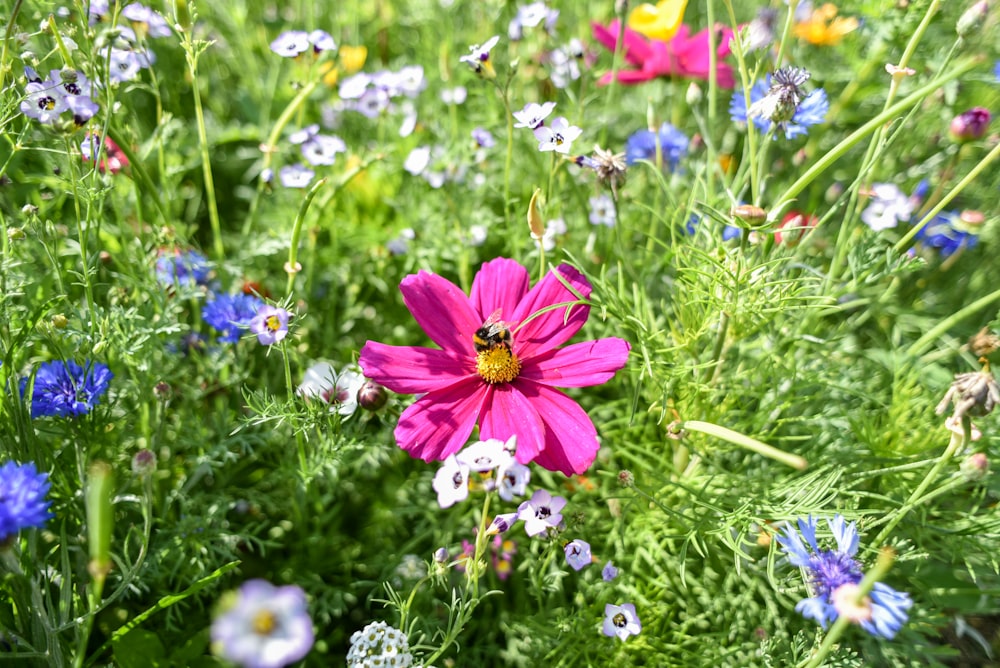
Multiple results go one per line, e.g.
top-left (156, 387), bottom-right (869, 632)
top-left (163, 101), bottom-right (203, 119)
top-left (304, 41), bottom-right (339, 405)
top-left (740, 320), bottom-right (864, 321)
top-left (476, 346), bottom-right (521, 384)
top-left (265, 315), bottom-right (282, 332)
top-left (252, 610), bottom-right (277, 636)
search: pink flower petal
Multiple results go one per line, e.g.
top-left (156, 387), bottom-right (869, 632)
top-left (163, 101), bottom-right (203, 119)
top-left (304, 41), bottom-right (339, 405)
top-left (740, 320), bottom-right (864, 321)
top-left (470, 258), bottom-right (530, 324)
top-left (520, 338), bottom-right (630, 388)
top-left (592, 21), bottom-right (652, 67)
top-left (513, 380), bottom-right (600, 475)
top-left (511, 264), bottom-right (592, 359)
top-left (400, 270), bottom-right (481, 354)
top-left (395, 378), bottom-right (489, 461)
top-left (478, 383), bottom-right (547, 464)
top-left (359, 341), bottom-right (475, 394)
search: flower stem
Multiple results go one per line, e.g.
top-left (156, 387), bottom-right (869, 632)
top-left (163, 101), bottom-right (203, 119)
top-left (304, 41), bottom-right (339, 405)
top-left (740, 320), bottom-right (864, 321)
top-left (680, 420), bottom-right (809, 470)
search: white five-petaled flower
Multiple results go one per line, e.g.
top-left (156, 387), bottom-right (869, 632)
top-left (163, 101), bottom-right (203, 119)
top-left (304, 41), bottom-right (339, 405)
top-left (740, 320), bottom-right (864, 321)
top-left (533, 116), bottom-right (582, 154)
top-left (602, 603), bottom-right (642, 641)
top-left (459, 35), bottom-right (500, 76)
top-left (517, 488), bottom-right (566, 536)
top-left (513, 101), bottom-right (557, 129)
top-left (433, 455), bottom-right (471, 508)
top-left (860, 183), bottom-right (915, 231)
top-left (297, 362), bottom-right (365, 417)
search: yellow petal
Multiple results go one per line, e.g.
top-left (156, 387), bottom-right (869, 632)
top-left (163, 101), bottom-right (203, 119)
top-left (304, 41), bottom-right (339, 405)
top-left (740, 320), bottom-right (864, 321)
top-left (339, 45), bottom-right (368, 74)
top-left (627, 0), bottom-right (689, 42)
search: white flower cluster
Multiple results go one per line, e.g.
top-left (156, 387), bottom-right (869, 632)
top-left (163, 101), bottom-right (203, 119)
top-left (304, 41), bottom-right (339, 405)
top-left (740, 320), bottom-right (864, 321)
top-left (346, 621), bottom-right (414, 667)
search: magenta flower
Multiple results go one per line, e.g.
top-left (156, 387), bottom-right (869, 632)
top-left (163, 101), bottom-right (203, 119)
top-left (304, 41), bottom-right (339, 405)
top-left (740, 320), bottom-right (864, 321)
top-left (359, 258), bottom-right (630, 475)
top-left (591, 21), bottom-right (736, 88)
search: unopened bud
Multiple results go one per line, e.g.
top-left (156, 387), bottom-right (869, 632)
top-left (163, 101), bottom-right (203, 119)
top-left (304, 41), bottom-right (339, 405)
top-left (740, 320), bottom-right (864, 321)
top-left (51, 314), bottom-right (68, 329)
top-left (950, 107), bottom-right (991, 142)
top-left (131, 449), bottom-right (157, 476)
top-left (961, 452), bottom-right (989, 481)
top-left (617, 470), bottom-right (634, 488)
top-left (957, 1), bottom-right (989, 37)
top-left (357, 379), bottom-right (387, 411)
top-left (686, 82), bottom-right (703, 106)
top-left (8, 227), bottom-right (25, 241)
top-left (731, 204), bottom-right (767, 226)
top-left (154, 381), bottom-right (171, 399)
top-left (433, 546), bottom-right (450, 563)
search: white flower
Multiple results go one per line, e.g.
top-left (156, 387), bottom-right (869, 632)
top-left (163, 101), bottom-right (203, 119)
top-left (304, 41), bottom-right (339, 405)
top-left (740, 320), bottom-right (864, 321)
top-left (497, 461), bottom-right (531, 501)
top-left (533, 116), bottom-right (582, 154)
top-left (459, 35), bottom-right (499, 74)
top-left (513, 101), bottom-right (556, 129)
top-left (403, 146), bottom-right (432, 175)
top-left (301, 134), bottom-right (347, 166)
top-left (432, 455), bottom-right (470, 508)
top-left (457, 438), bottom-right (513, 472)
top-left (861, 183), bottom-right (915, 231)
top-left (297, 362), bottom-right (365, 417)
top-left (440, 86), bottom-right (467, 105)
top-left (588, 194), bottom-right (616, 227)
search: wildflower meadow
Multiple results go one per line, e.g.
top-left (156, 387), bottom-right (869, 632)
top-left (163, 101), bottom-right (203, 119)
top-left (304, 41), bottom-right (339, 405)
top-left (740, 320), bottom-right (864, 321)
top-left (4, 0), bottom-right (1000, 665)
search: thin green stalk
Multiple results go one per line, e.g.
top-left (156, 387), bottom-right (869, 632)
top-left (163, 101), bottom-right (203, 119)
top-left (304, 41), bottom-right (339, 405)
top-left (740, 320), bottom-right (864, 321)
top-left (894, 139), bottom-right (1000, 253)
top-left (720, 0), bottom-right (760, 203)
top-left (870, 419), bottom-right (968, 547)
top-left (681, 420), bottom-right (809, 470)
top-left (772, 0), bottom-right (798, 69)
top-left (905, 285), bottom-right (1000, 359)
top-left (242, 79), bottom-right (320, 237)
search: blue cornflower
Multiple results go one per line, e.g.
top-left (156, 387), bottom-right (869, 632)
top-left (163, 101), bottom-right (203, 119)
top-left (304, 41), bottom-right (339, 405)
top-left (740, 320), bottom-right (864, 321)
top-left (730, 77), bottom-right (828, 140)
top-left (0, 461), bottom-right (53, 542)
top-left (915, 211), bottom-right (979, 257)
top-left (203, 294), bottom-right (263, 343)
top-left (23, 360), bottom-right (113, 419)
top-left (777, 515), bottom-right (913, 639)
top-left (155, 249), bottom-right (212, 287)
top-left (624, 123), bottom-right (688, 169)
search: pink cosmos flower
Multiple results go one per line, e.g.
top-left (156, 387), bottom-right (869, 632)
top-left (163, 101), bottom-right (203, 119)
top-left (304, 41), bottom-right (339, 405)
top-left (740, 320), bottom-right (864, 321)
top-left (358, 258), bottom-right (630, 476)
top-left (591, 21), bottom-right (736, 88)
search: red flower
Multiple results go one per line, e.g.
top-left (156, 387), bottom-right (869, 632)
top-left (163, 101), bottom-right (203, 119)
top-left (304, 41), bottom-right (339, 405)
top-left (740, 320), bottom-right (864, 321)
top-left (592, 21), bottom-right (736, 88)
top-left (82, 134), bottom-right (128, 174)
top-left (775, 211), bottom-right (818, 246)
top-left (359, 258), bottom-right (630, 476)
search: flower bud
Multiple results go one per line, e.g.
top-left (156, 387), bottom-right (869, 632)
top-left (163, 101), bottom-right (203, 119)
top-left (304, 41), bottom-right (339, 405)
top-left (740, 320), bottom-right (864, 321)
top-left (131, 449), bottom-right (157, 476)
top-left (617, 470), bottom-right (635, 488)
top-left (433, 546), bottom-right (450, 563)
top-left (527, 188), bottom-right (545, 238)
top-left (956, 1), bottom-right (989, 37)
top-left (51, 313), bottom-right (68, 329)
top-left (357, 380), bottom-right (387, 411)
top-left (731, 204), bottom-right (767, 226)
top-left (961, 452), bottom-right (989, 481)
top-left (950, 107), bottom-right (991, 142)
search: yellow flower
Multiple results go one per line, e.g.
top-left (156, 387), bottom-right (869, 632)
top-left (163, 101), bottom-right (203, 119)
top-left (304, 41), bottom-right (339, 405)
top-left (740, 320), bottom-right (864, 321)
top-left (320, 45), bottom-right (368, 87)
top-left (627, 0), bottom-right (688, 42)
top-left (793, 3), bottom-right (858, 46)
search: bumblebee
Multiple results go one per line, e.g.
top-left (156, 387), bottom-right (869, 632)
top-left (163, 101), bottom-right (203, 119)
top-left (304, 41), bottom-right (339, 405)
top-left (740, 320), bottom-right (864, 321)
top-left (473, 309), bottom-right (514, 353)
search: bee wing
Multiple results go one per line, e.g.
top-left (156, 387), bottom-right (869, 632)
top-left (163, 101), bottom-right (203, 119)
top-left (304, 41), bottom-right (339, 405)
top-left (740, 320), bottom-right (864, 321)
top-left (483, 308), bottom-right (504, 326)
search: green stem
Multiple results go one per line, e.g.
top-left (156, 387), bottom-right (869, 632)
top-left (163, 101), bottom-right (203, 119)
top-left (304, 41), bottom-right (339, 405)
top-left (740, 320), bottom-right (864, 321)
top-left (905, 286), bottom-right (1000, 359)
top-left (870, 420), bottom-right (968, 547)
top-left (680, 420), bottom-right (809, 470)
top-left (720, 0), bottom-right (760, 203)
top-left (243, 79), bottom-right (320, 237)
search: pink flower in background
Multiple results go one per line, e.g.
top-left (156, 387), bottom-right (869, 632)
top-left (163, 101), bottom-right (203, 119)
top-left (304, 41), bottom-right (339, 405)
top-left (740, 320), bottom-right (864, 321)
top-left (359, 258), bottom-right (630, 476)
top-left (591, 21), bottom-right (735, 88)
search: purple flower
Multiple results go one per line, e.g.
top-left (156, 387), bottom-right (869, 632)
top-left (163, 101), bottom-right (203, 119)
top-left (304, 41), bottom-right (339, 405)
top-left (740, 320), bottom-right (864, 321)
top-left (121, 3), bottom-right (172, 37)
top-left (517, 488), bottom-right (566, 537)
top-left (602, 561), bottom-right (619, 581)
top-left (534, 116), bottom-right (582, 154)
top-left (432, 455), bottom-right (470, 508)
top-left (270, 30), bottom-right (310, 58)
top-left (211, 580), bottom-right (314, 668)
top-left (20, 82), bottom-right (68, 124)
top-left (949, 107), bottom-right (991, 142)
top-left (249, 305), bottom-right (291, 345)
top-left (488, 512), bottom-right (518, 535)
top-left (278, 164), bottom-right (314, 188)
top-left (0, 461), bottom-right (54, 542)
top-left (625, 123), bottom-right (688, 169)
top-left (472, 127), bottom-right (495, 148)
top-left (602, 603), bottom-right (641, 640)
top-left (24, 360), bottom-right (113, 418)
top-left (777, 515), bottom-right (913, 639)
top-left (108, 48), bottom-right (144, 83)
top-left (564, 539), bottom-right (592, 571)
top-left (730, 73), bottom-right (828, 140)
top-left (514, 101), bottom-right (557, 130)
top-left (202, 294), bottom-right (263, 343)
top-left (301, 134), bottom-right (346, 166)
top-left (66, 94), bottom-right (100, 125)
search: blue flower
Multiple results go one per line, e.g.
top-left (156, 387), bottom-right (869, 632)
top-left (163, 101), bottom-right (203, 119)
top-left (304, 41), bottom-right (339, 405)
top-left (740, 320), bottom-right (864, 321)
top-left (155, 249), bottom-right (212, 287)
top-left (564, 539), bottom-right (592, 571)
top-left (0, 461), bottom-right (54, 542)
top-left (777, 515), bottom-right (913, 639)
top-left (23, 360), bottom-right (113, 418)
top-left (624, 123), bottom-right (688, 169)
top-left (203, 294), bottom-right (263, 343)
top-left (730, 78), bottom-right (828, 139)
top-left (916, 211), bottom-right (979, 258)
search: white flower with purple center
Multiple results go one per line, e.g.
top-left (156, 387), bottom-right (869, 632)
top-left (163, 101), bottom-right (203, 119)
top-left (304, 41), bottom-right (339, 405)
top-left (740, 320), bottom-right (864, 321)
top-left (602, 603), bottom-right (641, 641)
top-left (534, 116), bottom-right (582, 154)
top-left (210, 579), bottom-right (314, 668)
top-left (517, 488), bottom-right (566, 537)
top-left (302, 135), bottom-right (347, 166)
top-left (459, 35), bottom-right (500, 76)
top-left (394, 65), bottom-right (426, 98)
top-left (432, 455), bottom-right (471, 508)
top-left (279, 164), bottom-right (314, 188)
top-left (564, 539), bottom-right (592, 571)
top-left (353, 87), bottom-right (391, 118)
top-left (588, 194), bottom-right (616, 227)
top-left (457, 437), bottom-right (514, 473)
top-left (307, 29), bottom-right (336, 53)
top-left (249, 305), bottom-right (291, 346)
top-left (108, 48), bottom-right (144, 83)
top-left (513, 101), bottom-right (556, 130)
top-left (777, 514), bottom-right (913, 639)
top-left (67, 95), bottom-right (100, 125)
top-left (21, 81), bottom-right (69, 124)
top-left (297, 362), bottom-right (365, 417)
top-left (121, 3), bottom-right (172, 38)
top-left (496, 460), bottom-right (531, 501)
top-left (269, 30), bottom-right (310, 58)
top-left (860, 183), bottom-right (915, 231)
top-left (548, 46), bottom-right (581, 89)
top-left (602, 561), bottom-right (619, 582)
